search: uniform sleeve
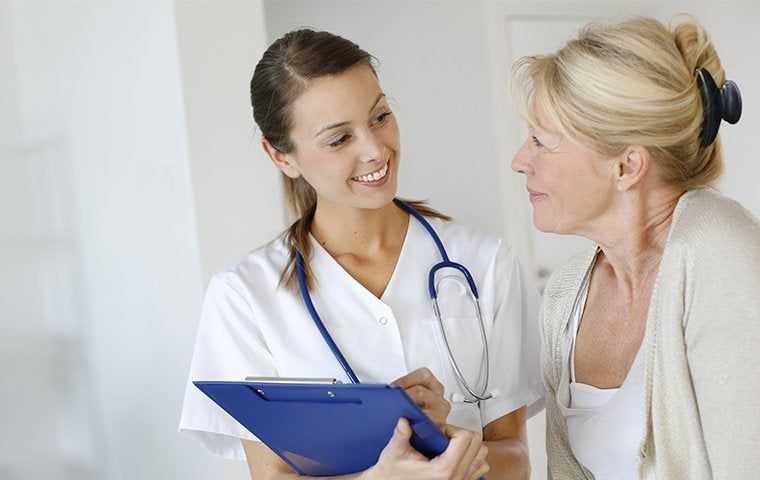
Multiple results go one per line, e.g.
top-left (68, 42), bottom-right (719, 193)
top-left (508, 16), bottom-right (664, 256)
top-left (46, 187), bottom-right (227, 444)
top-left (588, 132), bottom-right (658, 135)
top-left (178, 272), bottom-right (277, 460)
top-left (480, 240), bottom-right (545, 427)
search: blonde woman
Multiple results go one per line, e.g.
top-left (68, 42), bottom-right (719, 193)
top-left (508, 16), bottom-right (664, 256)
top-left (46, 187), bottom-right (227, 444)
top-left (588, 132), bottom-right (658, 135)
top-left (179, 29), bottom-right (543, 479)
top-left (511, 17), bottom-right (760, 479)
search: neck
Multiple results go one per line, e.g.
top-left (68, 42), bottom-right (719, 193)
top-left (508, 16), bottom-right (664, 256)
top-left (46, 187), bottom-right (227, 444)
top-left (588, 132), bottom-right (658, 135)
top-left (585, 187), bottom-right (684, 299)
top-left (310, 197), bottom-right (409, 258)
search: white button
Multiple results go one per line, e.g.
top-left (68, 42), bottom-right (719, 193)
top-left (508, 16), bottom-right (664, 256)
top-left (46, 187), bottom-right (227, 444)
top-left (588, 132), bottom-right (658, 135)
top-left (378, 316), bottom-right (389, 325)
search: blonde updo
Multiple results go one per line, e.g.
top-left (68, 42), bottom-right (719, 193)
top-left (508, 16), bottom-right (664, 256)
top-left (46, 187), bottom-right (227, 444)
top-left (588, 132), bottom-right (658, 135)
top-left (512, 16), bottom-right (727, 190)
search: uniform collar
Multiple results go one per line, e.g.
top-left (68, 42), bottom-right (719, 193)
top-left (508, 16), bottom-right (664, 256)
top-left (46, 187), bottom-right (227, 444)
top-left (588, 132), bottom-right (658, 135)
top-left (306, 214), bottom-right (416, 307)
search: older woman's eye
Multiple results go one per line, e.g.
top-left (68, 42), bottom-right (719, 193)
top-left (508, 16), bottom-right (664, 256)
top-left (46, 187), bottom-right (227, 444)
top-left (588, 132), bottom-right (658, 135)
top-left (531, 135), bottom-right (544, 148)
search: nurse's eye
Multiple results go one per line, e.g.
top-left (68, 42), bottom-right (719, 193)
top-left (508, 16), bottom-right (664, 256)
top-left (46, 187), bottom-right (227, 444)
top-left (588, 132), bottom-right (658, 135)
top-left (531, 135), bottom-right (544, 148)
top-left (328, 134), bottom-right (351, 148)
top-left (371, 111), bottom-right (392, 127)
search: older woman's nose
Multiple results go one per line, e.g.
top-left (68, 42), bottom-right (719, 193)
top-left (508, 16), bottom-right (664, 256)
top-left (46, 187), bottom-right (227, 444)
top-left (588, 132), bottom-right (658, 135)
top-left (512, 142), bottom-right (534, 175)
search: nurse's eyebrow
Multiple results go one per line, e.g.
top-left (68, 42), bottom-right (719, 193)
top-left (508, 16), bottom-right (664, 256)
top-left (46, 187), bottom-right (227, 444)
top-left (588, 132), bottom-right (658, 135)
top-left (368, 93), bottom-right (386, 113)
top-left (314, 93), bottom-right (386, 138)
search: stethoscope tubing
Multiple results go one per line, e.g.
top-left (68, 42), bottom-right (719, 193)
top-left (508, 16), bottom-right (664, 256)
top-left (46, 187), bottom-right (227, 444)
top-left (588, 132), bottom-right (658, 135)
top-left (296, 198), bottom-right (491, 402)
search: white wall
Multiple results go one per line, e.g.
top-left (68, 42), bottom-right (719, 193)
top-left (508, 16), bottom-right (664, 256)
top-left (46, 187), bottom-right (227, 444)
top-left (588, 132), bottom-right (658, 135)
top-left (0, 0), bottom-right (262, 478)
top-left (175, 0), bottom-right (284, 284)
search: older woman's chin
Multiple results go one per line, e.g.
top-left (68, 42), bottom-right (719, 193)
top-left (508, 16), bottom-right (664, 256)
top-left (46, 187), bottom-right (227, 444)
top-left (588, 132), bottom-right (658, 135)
top-left (531, 211), bottom-right (572, 235)
top-left (531, 214), bottom-right (557, 234)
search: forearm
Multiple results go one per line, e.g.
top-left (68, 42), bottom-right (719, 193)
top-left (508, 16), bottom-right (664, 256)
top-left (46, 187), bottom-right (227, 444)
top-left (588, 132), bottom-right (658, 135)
top-left (264, 471), bottom-right (370, 480)
top-left (483, 438), bottom-right (530, 480)
top-left (245, 439), bottom-right (377, 480)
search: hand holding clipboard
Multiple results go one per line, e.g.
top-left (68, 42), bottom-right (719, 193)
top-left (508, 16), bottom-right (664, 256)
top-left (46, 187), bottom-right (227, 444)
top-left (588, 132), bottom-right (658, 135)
top-left (372, 417), bottom-right (489, 480)
top-left (194, 375), bottom-right (488, 479)
top-left (391, 367), bottom-right (452, 429)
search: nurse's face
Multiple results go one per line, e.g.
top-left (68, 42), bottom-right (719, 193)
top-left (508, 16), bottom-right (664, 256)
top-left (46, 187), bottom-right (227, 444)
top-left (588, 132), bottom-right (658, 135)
top-left (278, 64), bottom-right (400, 211)
top-left (511, 108), bottom-right (616, 235)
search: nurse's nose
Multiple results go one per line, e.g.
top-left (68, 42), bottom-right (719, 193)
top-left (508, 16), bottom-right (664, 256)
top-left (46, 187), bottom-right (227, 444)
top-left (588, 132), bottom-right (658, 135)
top-left (357, 131), bottom-right (384, 164)
top-left (511, 140), bottom-right (534, 175)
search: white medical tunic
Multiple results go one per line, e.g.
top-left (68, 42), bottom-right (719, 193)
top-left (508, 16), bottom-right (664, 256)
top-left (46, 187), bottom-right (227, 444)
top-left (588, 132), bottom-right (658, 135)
top-left (179, 217), bottom-right (543, 460)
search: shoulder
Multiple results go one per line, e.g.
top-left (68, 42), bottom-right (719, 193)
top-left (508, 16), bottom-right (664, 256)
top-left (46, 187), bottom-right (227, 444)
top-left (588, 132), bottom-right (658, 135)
top-left (667, 188), bottom-right (760, 268)
top-left (543, 248), bottom-right (596, 303)
top-left (206, 235), bottom-right (292, 303)
top-left (428, 217), bottom-right (505, 264)
top-left (672, 188), bottom-right (760, 243)
top-left (660, 189), bottom-right (760, 315)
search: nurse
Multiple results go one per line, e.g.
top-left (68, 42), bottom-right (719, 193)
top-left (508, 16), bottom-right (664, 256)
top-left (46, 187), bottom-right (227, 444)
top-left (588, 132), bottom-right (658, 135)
top-left (179, 29), bottom-right (542, 480)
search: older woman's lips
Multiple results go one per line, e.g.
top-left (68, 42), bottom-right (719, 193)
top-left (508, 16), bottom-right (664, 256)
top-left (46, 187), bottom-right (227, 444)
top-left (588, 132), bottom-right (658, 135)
top-left (527, 188), bottom-right (547, 203)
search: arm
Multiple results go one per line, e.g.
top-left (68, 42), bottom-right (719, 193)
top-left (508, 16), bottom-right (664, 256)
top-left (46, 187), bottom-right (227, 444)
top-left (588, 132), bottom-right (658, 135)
top-left (243, 441), bottom-right (368, 480)
top-left (685, 219), bottom-right (760, 478)
top-left (483, 406), bottom-right (529, 480)
top-left (477, 242), bottom-right (541, 479)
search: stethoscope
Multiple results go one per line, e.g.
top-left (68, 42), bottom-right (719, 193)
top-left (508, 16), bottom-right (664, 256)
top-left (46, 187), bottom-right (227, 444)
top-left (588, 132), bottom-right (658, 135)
top-left (295, 198), bottom-right (492, 403)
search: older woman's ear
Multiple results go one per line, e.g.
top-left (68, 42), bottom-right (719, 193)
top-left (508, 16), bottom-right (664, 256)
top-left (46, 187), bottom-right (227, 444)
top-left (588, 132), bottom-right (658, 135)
top-left (615, 146), bottom-right (651, 192)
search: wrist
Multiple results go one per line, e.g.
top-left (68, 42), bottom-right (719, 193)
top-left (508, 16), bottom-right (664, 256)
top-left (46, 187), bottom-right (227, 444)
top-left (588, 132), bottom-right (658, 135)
top-left (360, 464), bottom-right (382, 480)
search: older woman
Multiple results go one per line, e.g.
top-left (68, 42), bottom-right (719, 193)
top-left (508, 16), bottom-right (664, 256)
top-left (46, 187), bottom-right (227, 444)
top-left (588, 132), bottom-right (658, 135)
top-left (511, 17), bottom-right (760, 480)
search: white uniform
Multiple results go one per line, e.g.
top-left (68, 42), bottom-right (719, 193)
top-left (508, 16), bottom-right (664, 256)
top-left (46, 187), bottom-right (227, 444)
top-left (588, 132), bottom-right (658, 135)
top-left (179, 217), bottom-right (543, 460)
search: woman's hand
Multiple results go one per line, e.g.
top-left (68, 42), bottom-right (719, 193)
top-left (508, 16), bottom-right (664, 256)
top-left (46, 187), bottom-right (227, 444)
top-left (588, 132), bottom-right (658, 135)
top-left (367, 418), bottom-right (489, 480)
top-left (392, 367), bottom-right (451, 429)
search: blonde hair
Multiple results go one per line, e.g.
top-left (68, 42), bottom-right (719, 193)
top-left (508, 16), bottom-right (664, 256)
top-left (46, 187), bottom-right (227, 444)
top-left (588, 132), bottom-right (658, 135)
top-left (512, 16), bottom-right (726, 189)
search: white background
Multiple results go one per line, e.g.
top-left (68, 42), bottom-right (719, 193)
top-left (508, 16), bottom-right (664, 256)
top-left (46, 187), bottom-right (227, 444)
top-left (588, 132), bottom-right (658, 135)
top-left (1, 1), bottom-right (757, 479)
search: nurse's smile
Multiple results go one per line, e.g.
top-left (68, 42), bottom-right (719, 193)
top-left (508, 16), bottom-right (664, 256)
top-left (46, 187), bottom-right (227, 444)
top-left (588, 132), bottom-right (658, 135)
top-left (350, 155), bottom-right (392, 187)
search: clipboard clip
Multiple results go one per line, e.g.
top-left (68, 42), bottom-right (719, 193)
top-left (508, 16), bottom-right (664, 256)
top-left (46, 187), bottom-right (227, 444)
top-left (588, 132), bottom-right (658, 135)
top-left (244, 376), bottom-right (343, 385)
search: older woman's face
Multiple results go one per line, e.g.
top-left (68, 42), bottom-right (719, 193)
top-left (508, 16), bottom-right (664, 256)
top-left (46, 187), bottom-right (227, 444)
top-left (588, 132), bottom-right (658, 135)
top-left (511, 115), bottom-right (616, 235)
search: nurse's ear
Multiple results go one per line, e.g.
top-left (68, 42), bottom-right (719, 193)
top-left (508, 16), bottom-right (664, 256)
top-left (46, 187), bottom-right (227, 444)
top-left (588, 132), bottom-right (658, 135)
top-left (614, 146), bottom-right (651, 192)
top-left (262, 138), bottom-right (301, 179)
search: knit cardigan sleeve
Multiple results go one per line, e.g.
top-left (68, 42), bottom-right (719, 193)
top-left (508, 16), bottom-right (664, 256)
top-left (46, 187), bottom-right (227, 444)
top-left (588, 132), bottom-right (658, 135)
top-left (680, 195), bottom-right (760, 479)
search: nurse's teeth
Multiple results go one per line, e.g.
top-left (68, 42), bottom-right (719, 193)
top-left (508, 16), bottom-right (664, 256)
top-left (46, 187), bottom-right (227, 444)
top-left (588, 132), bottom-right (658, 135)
top-left (352, 163), bottom-right (388, 183)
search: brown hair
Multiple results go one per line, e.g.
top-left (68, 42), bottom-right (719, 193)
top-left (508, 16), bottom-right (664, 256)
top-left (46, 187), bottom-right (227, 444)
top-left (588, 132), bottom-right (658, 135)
top-left (512, 16), bottom-right (727, 190)
top-left (250, 29), bottom-right (449, 290)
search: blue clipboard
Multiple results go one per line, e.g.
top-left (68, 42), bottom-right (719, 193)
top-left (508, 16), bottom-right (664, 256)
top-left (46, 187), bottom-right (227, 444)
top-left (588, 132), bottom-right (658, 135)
top-left (194, 380), bottom-right (450, 476)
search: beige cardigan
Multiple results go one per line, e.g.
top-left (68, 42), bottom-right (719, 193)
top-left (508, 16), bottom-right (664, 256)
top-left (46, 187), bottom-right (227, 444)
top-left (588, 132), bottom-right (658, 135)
top-left (541, 189), bottom-right (760, 479)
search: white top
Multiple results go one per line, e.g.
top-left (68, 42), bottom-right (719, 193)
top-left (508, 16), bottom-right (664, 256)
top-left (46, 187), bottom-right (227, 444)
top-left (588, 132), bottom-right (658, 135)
top-left (563, 259), bottom-right (646, 480)
top-left (179, 216), bottom-right (543, 460)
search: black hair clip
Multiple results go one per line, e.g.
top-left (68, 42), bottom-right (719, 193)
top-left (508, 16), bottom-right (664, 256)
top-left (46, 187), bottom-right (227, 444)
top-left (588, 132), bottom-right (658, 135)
top-left (696, 67), bottom-right (742, 147)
